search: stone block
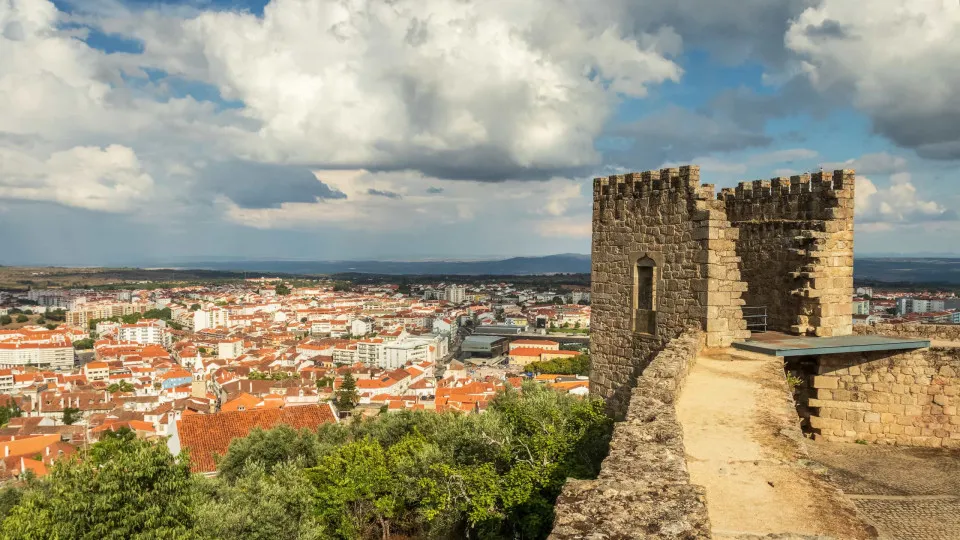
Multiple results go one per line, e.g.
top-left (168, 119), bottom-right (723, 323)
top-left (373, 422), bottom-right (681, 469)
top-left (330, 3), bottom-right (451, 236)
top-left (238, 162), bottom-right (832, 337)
top-left (813, 376), bottom-right (839, 389)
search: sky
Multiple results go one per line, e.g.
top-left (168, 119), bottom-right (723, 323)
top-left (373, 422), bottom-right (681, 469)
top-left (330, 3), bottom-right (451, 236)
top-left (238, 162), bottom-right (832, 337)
top-left (1, 0), bottom-right (959, 265)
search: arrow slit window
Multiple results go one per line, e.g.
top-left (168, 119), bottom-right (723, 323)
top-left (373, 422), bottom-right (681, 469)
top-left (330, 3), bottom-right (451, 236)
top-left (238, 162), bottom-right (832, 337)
top-left (633, 257), bottom-right (657, 335)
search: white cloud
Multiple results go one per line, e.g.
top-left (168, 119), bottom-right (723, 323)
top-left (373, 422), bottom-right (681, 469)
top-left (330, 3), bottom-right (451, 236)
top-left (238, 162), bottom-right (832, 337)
top-left (786, 1), bottom-right (960, 157)
top-left (109, 0), bottom-right (681, 177)
top-left (0, 144), bottom-right (154, 212)
top-left (856, 173), bottom-right (956, 227)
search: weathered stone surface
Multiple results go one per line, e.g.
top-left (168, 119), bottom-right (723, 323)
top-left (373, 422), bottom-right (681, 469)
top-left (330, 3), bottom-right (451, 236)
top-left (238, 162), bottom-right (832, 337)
top-left (590, 166), bottom-right (750, 413)
top-left (722, 170), bottom-right (855, 338)
top-left (549, 479), bottom-right (711, 540)
top-left (809, 346), bottom-right (960, 447)
top-left (552, 329), bottom-right (709, 538)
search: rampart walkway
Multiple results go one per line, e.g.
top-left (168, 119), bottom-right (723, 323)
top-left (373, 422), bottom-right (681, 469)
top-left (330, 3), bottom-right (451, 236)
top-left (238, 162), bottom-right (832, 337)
top-left (676, 349), bottom-right (873, 539)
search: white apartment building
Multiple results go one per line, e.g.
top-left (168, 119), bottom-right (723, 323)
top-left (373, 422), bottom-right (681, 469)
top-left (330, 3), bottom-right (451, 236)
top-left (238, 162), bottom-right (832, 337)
top-left (0, 369), bottom-right (14, 394)
top-left (356, 340), bottom-right (385, 365)
top-left (217, 338), bottom-right (244, 360)
top-left (0, 337), bottom-right (74, 370)
top-left (193, 307), bottom-right (230, 332)
top-left (444, 285), bottom-right (466, 304)
top-left (118, 319), bottom-right (170, 347)
top-left (382, 339), bottom-right (431, 370)
top-left (896, 298), bottom-right (945, 316)
top-left (351, 319), bottom-right (373, 336)
top-left (852, 299), bottom-right (870, 316)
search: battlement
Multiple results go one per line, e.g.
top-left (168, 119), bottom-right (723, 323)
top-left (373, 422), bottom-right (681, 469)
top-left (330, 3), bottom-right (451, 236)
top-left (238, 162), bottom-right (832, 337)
top-left (718, 170), bottom-right (855, 202)
top-left (594, 165), bottom-right (711, 200)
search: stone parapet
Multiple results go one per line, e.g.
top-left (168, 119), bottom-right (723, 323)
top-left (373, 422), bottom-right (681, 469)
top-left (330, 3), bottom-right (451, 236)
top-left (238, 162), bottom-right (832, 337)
top-left (854, 323), bottom-right (960, 342)
top-left (551, 330), bottom-right (710, 539)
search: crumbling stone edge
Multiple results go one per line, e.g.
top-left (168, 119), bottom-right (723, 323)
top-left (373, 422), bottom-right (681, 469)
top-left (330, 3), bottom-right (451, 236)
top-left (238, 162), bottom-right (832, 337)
top-left (549, 328), bottom-right (711, 539)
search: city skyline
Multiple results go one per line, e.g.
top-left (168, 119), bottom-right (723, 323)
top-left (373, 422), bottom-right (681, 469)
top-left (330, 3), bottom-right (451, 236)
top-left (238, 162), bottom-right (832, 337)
top-left (2, 0), bottom-right (959, 266)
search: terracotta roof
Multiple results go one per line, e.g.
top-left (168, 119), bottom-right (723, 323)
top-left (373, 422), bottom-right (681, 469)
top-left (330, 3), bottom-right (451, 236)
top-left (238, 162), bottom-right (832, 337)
top-left (177, 404), bottom-right (337, 473)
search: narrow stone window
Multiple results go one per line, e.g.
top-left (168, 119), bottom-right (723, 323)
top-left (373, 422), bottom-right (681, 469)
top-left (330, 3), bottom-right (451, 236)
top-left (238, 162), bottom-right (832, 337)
top-left (633, 257), bottom-right (657, 334)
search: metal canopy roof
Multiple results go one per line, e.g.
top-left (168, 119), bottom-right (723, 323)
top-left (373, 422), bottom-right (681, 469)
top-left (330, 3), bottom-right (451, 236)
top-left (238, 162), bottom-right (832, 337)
top-left (732, 332), bottom-right (930, 357)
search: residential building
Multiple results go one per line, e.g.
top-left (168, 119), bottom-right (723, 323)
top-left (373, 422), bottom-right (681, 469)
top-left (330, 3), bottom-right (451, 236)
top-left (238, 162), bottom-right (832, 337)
top-left (193, 307), bottom-right (230, 332)
top-left (853, 299), bottom-right (870, 316)
top-left (118, 319), bottom-right (170, 347)
top-left (0, 336), bottom-right (74, 370)
top-left (444, 285), bottom-right (466, 304)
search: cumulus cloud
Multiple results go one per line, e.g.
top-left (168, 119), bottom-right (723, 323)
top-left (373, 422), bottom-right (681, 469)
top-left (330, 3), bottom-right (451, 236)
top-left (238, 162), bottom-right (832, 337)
top-left (786, 0), bottom-right (960, 158)
top-left (856, 173), bottom-right (958, 229)
top-left (99, 0), bottom-right (682, 180)
top-left (0, 145), bottom-right (153, 212)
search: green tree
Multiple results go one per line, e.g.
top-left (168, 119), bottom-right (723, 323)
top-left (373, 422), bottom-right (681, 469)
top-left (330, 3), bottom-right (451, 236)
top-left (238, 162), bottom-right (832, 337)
top-left (107, 381), bottom-right (135, 393)
top-left (196, 461), bottom-right (323, 539)
top-left (275, 283), bottom-right (291, 296)
top-left (73, 338), bottom-right (95, 350)
top-left (0, 315), bottom-right (11, 326)
top-left (190, 304), bottom-right (201, 311)
top-left (305, 437), bottom-right (404, 539)
top-left (335, 373), bottom-right (359, 412)
top-left (61, 407), bottom-right (82, 426)
top-left (0, 402), bottom-right (22, 426)
top-left (0, 435), bottom-right (199, 539)
top-left (35, 317), bottom-right (45, 325)
top-left (216, 425), bottom-right (320, 483)
top-left (15, 315), bottom-right (27, 323)
top-left (528, 354), bottom-right (590, 376)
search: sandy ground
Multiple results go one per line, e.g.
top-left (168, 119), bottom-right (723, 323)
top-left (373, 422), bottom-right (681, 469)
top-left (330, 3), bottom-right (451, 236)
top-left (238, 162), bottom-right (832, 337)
top-left (676, 349), bottom-right (874, 539)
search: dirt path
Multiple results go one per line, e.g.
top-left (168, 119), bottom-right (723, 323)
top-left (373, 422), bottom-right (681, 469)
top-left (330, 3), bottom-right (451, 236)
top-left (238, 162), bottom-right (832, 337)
top-left (676, 350), bottom-right (874, 539)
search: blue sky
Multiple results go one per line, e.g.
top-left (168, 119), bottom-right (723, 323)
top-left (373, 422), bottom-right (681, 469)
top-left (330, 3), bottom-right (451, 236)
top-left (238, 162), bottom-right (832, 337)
top-left (1, 0), bottom-right (958, 265)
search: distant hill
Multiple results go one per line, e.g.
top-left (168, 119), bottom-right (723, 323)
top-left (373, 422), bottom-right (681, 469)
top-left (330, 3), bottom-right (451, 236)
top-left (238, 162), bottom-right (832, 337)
top-left (167, 255), bottom-right (960, 283)
top-left (853, 257), bottom-right (960, 286)
top-left (176, 254), bottom-right (592, 276)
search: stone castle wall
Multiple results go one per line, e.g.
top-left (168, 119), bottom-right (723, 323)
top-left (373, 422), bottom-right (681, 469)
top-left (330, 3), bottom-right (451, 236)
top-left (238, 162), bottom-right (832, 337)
top-left (810, 347), bottom-right (960, 448)
top-left (854, 323), bottom-right (960, 342)
top-left (551, 329), bottom-right (711, 539)
top-left (590, 166), bottom-right (748, 414)
top-left (721, 171), bottom-right (855, 337)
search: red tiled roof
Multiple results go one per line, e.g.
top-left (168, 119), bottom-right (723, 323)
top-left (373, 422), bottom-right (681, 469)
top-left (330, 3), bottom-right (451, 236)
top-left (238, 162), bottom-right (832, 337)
top-left (177, 404), bottom-right (337, 473)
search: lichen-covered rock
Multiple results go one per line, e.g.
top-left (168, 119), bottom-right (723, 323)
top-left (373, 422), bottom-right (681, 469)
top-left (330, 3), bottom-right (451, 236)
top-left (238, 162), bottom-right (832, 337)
top-left (549, 479), bottom-right (711, 540)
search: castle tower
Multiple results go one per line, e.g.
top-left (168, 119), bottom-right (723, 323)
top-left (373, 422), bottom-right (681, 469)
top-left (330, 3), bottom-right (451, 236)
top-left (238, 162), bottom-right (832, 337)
top-left (589, 165), bottom-right (855, 413)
